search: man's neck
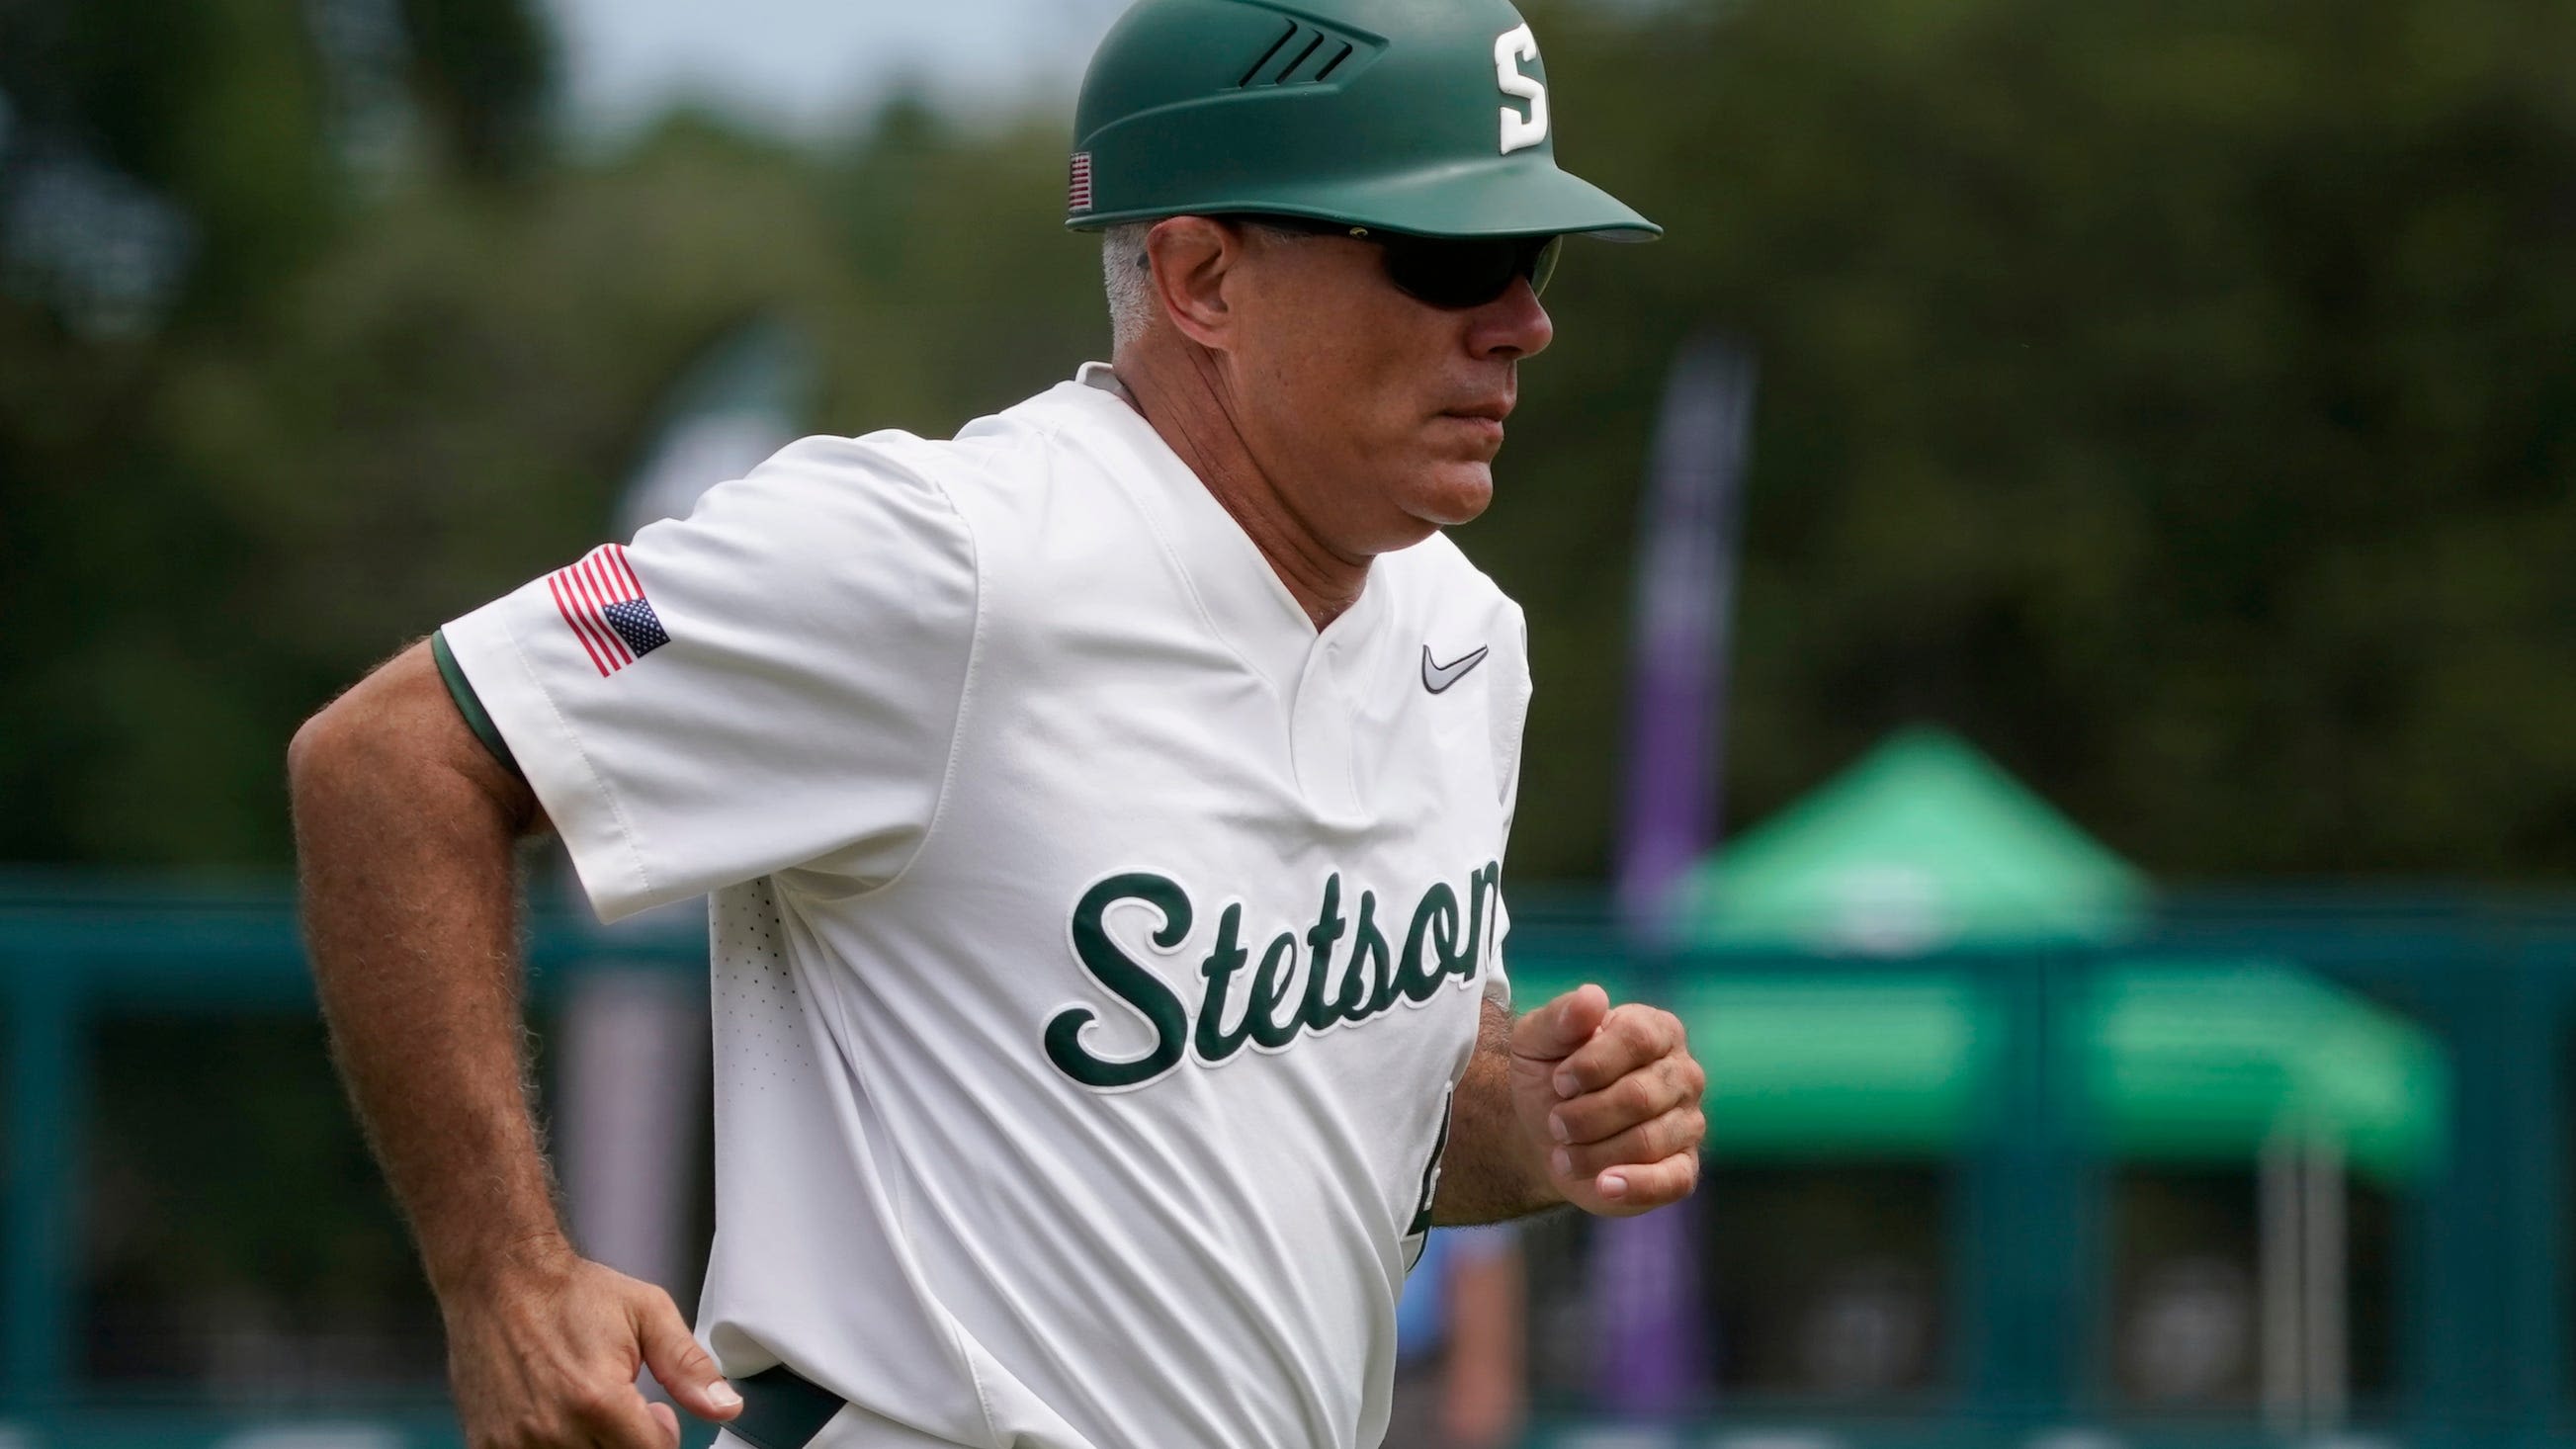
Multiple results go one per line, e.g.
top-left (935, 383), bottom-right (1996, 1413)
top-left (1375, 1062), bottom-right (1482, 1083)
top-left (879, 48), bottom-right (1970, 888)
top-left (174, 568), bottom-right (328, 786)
top-left (1112, 349), bottom-right (1367, 632)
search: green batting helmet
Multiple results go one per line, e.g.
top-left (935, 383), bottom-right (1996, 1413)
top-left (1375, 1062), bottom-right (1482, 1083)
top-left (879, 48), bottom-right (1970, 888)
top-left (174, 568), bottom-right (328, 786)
top-left (1065, 0), bottom-right (1659, 241)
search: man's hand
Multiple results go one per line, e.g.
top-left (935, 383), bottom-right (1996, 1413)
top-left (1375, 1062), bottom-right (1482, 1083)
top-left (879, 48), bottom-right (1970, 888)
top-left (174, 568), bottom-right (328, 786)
top-left (1509, 984), bottom-right (1705, 1216)
top-left (445, 1245), bottom-right (741, 1449)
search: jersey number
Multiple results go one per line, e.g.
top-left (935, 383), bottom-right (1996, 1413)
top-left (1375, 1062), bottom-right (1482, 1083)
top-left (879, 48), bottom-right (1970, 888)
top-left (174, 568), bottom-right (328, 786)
top-left (1494, 25), bottom-right (1549, 154)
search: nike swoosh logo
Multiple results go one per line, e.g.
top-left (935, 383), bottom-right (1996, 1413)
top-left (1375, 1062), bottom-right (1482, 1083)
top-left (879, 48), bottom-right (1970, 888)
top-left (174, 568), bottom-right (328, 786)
top-left (1420, 644), bottom-right (1491, 695)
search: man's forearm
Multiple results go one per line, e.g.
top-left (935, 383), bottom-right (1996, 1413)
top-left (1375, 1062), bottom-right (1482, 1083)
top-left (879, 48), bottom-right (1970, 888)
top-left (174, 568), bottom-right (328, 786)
top-left (291, 647), bottom-right (566, 1300)
top-left (1430, 1000), bottom-right (1562, 1225)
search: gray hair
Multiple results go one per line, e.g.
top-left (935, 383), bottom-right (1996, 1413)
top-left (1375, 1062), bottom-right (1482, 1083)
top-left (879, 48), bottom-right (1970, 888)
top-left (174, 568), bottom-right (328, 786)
top-left (1104, 217), bottom-right (1305, 354)
top-left (1103, 222), bottom-right (1157, 355)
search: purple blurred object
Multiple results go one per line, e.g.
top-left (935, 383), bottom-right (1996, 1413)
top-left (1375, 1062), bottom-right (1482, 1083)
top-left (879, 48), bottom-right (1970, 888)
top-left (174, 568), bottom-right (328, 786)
top-left (1615, 340), bottom-right (1757, 931)
top-left (1596, 338), bottom-right (1757, 1413)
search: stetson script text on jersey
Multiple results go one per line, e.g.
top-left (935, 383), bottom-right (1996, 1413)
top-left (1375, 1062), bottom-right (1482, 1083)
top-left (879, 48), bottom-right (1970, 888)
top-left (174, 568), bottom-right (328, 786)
top-left (1045, 863), bottom-right (1503, 1090)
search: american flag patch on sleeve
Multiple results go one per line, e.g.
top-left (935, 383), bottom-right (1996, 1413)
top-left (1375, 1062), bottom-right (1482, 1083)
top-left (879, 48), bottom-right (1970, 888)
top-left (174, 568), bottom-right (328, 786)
top-left (547, 544), bottom-right (668, 677)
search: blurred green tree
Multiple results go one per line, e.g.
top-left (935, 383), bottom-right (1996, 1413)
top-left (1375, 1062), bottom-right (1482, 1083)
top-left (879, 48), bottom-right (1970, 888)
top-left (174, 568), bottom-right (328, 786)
top-left (397, 0), bottom-right (558, 178)
top-left (3, 0), bottom-right (2574, 882)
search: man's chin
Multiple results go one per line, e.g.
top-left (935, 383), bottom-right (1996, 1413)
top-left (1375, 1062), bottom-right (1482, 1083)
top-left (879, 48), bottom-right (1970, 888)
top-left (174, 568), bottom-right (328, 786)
top-left (1406, 467), bottom-right (1495, 529)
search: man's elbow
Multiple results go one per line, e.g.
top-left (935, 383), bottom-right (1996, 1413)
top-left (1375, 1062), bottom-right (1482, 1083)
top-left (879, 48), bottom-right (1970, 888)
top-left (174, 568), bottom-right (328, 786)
top-left (288, 690), bottom-right (373, 815)
top-left (287, 702), bottom-right (335, 800)
top-left (289, 658), bottom-right (431, 829)
top-left (289, 643), bottom-right (542, 843)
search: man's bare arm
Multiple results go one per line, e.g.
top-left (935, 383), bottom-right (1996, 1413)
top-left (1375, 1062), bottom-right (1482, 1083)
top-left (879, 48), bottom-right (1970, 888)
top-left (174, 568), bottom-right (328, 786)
top-left (1431, 1001), bottom-right (1561, 1223)
top-left (292, 640), bottom-right (555, 1300)
top-left (289, 639), bottom-right (738, 1448)
top-left (1431, 990), bottom-right (1705, 1226)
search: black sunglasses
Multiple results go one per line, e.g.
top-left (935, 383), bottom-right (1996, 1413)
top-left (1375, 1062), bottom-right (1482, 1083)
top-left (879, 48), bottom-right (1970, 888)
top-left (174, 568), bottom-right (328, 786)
top-left (1243, 216), bottom-right (1562, 310)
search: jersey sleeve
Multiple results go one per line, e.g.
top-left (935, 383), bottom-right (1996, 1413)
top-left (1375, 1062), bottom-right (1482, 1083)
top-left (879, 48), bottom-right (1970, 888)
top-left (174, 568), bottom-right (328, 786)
top-left (439, 434), bottom-right (979, 922)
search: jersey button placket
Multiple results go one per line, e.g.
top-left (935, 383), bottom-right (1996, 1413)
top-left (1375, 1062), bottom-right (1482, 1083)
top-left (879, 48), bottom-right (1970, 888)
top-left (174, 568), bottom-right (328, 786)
top-left (1289, 639), bottom-right (1362, 818)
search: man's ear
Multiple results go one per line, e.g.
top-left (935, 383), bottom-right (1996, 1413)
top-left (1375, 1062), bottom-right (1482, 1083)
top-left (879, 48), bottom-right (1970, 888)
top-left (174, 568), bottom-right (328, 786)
top-left (1144, 215), bottom-right (1244, 351)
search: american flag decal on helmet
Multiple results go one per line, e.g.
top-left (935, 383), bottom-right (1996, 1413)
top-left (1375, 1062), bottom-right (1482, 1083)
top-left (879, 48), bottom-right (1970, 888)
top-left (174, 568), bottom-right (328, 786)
top-left (1068, 152), bottom-right (1094, 213)
top-left (547, 544), bottom-right (668, 677)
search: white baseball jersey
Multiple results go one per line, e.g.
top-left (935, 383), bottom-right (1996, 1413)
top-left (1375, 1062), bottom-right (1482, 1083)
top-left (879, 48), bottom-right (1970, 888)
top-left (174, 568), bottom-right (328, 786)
top-left (441, 363), bottom-right (1531, 1449)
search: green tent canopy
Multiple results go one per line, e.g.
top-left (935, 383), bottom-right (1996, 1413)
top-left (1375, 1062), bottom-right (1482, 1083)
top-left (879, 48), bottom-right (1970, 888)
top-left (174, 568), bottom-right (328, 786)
top-left (1501, 958), bottom-right (2447, 1183)
top-left (1505, 725), bottom-right (2450, 1183)
top-left (1673, 725), bottom-right (2149, 955)
top-left (2084, 961), bottom-right (2447, 1180)
top-left (1673, 974), bottom-right (1999, 1158)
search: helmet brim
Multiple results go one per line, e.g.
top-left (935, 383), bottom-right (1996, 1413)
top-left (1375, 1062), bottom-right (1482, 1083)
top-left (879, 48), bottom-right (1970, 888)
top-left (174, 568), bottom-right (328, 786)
top-left (1068, 156), bottom-right (1660, 241)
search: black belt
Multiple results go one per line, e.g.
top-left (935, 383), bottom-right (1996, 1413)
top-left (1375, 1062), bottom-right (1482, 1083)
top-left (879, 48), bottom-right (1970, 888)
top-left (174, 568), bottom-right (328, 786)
top-left (727, 1364), bottom-right (848, 1449)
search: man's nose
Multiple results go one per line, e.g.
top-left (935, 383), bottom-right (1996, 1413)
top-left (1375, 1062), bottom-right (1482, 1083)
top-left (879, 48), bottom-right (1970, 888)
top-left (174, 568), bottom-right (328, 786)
top-left (1469, 277), bottom-right (1554, 360)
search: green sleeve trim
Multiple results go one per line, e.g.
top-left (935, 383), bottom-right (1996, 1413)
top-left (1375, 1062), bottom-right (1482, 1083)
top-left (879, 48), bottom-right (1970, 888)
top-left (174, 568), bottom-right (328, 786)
top-left (431, 629), bottom-right (522, 779)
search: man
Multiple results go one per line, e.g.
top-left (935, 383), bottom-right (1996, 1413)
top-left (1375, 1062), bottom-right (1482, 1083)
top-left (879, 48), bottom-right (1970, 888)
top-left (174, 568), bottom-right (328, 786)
top-left (288, 1), bottom-right (1706, 1446)
top-left (1386, 1227), bottom-right (1525, 1448)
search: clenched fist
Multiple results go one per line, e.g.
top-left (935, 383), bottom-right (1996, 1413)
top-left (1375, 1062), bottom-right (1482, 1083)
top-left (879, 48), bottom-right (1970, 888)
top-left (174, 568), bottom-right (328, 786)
top-left (1508, 984), bottom-right (1706, 1216)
